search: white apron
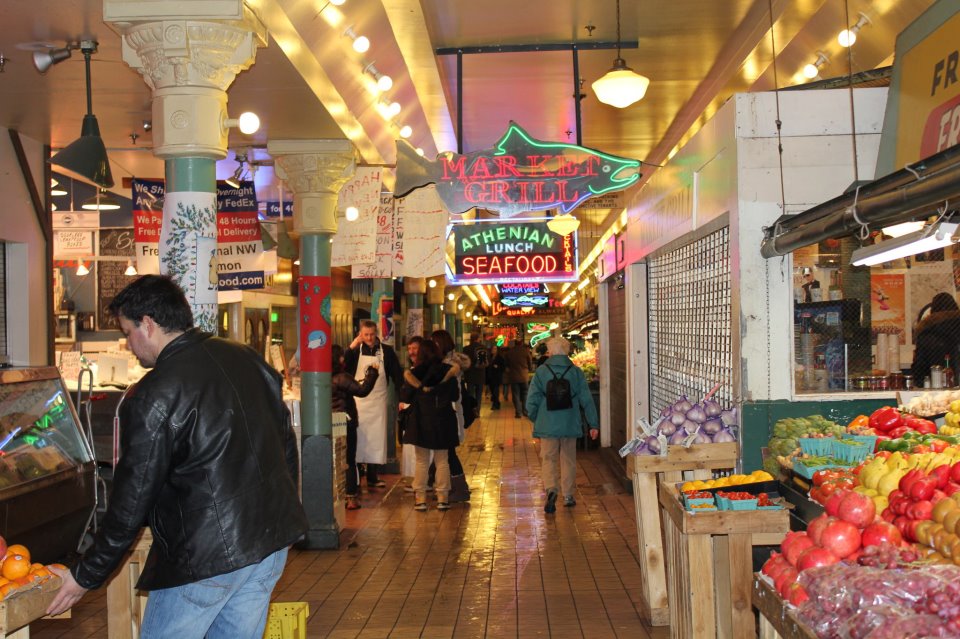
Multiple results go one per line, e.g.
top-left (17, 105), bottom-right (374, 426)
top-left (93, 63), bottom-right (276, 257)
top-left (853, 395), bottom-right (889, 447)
top-left (355, 348), bottom-right (388, 465)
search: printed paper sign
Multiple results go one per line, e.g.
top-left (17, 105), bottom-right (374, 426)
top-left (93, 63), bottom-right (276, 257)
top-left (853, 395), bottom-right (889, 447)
top-left (394, 185), bottom-right (446, 277)
top-left (406, 308), bottom-right (424, 339)
top-left (216, 181), bottom-right (264, 290)
top-left (352, 195), bottom-right (396, 279)
top-left (132, 179), bottom-right (165, 275)
top-left (333, 167), bottom-right (381, 267)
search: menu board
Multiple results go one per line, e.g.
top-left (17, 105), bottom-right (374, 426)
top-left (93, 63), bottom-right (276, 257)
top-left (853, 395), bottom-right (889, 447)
top-left (97, 261), bottom-right (136, 330)
top-left (99, 228), bottom-right (135, 257)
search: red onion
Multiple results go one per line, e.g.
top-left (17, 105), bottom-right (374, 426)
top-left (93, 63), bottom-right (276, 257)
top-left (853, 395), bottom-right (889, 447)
top-left (720, 408), bottom-right (738, 427)
top-left (660, 406), bottom-right (672, 417)
top-left (713, 428), bottom-right (736, 443)
top-left (670, 411), bottom-right (686, 427)
top-left (701, 418), bottom-right (723, 435)
top-left (659, 421), bottom-right (677, 436)
top-left (672, 396), bottom-right (692, 413)
top-left (645, 435), bottom-right (662, 454)
top-left (668, 430), bottom-right (687, 445)
top-left (703, 399), bottom-right (722, 418)
top-left (682, 419), bottom-right (699, 435)
top-left (693, 432), bottom-right (713, 444)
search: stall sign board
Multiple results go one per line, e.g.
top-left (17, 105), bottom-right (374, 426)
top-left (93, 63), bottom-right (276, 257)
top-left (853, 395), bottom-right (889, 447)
top-left (394, 122), bottom-right (641, 218)
top-left (97, 261), bottom-right (138, 330)
top-left (332, 167), bottom-right (381, 267)
top-left (216, 181), bottom-right (265, 291)
top-left (264, 201), bottom-right (294, 219)
top-left (131, 179), bottom-right (165, 274)
top-left (449, 219), bottom-right (577, 285)
top-left (497, 282), bottom-right (546, 295)
top-left (99, 228), bottom-right (135, 257)
top-left (53, 231), bottom-right (93, 257)
top-left (53, 212), bottom-right (100, 229)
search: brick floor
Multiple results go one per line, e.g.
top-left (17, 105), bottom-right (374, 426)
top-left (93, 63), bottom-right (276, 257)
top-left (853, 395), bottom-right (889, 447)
top-left (31, 405), bottom-right (669, 639)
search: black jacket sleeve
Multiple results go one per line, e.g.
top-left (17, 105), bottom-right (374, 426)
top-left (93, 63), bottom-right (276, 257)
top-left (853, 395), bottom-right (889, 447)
top-left (383, 345), bottom-right (403, 388)
top-left (343, 345), bottom-right (361, 377)
top-left (350, 366), bottom-right (379, 398)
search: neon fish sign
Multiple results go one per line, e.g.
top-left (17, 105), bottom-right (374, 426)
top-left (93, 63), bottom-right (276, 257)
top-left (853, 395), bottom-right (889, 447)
top-left (395, 122), bottom-right (641, 217)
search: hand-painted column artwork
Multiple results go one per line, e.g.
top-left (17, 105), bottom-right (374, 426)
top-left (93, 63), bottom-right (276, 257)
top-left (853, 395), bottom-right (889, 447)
top-left (394, 121), bottom-right (641, 217)
top-left (299, 275), bottom-right (332, 374)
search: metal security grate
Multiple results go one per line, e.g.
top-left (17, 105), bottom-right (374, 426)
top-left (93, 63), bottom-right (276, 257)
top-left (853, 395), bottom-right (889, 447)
top-left (648, 227), bottom-right (732, 416)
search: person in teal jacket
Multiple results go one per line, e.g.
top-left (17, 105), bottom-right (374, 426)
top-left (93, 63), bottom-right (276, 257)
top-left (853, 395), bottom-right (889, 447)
top-left (525, 337), bottom-right (599, 513)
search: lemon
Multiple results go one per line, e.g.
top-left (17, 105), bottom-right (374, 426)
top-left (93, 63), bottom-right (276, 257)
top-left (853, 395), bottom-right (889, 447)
top-left (681, 482), bottom-right (697, 493)
top-left (728, 474), bottom-right (748, 485)
top-left (753, 471), bottom-right (774, 481)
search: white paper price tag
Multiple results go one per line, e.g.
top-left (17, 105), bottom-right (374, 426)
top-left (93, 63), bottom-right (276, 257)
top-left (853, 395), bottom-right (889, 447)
top-left (657, 433), bottom-right (669, 457)
top-left (619, 436), bottom-right (642, 458)
top-left (681, 428), bottom-right (700, 449)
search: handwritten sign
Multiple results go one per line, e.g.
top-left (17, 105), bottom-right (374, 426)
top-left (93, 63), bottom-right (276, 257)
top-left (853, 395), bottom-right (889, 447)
top-left (58, 351), bottom-right (83, 383)
top-left (97, 261), bottom-right (138, 330)
top-left (332, 167), bottom-right (381, 267)
top-left (99, 228), bottom-right (135, 257)
top-left (394, 185), bottom-right (446, 278)
top-left (352, 195), bottom-right (396, 279)
top-left (54, 230), bottom-right (93, 257)
top-left (406, 308), bottom-right (424, 339)
top-left (269, 344), bottom-right (287, 373)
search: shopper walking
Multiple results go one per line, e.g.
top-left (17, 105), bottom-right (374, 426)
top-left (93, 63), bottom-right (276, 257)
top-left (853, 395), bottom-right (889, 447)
top-left (462, 331), bottom-right (489, 410)
top-left (344, 319), bottom-right (403, 489)
top-left (47, 275), bottom-right (307, 639)
top-left (504, 338), bottom-right (533, 418)
top-left (526, 336), bottom-right (599, 513)
top-left (331, 344), bottom-right (379, 510)
top-left (430, 329), bottom-right (471, 502)
top-left (401, 339), bottom-right (460, 511)
top-left (486, 345), bottom-right (505, 410)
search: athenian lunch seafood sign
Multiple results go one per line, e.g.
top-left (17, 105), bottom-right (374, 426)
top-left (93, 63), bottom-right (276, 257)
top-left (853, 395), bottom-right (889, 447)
top-left (449, 220), bottom-right (576, 284)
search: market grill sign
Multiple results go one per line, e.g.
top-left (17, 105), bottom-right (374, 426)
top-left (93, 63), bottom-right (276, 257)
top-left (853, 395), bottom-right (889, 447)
top-left (394, 122), bottom-right (641, 218)
top-left (447, 219), bottom-right (577, 285)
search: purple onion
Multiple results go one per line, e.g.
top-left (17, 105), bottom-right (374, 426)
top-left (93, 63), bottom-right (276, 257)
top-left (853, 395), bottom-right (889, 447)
top-left (694, 432), bottom-right (713, 444)
top-left (702, 418), bottom-right (723, 435)
top-left (645, 435), bottom-right (662, 454)
top-left (669, 430), bottom-right (687, 445)
top-left (686, 404), bottom-right (707, 423)
top-left (659, 421), bottom-right (677, 436)
top-left (720, 408), bottom-right (738, 427)
top-left (661, 406), bottom-right (672, 417)
top-left (670, 411), bottom-right (686, 427)
top-left (682, 419), bottom-right (699, 435)
top-left (672, 396), bottom-right (693, 413)
top-left (703, 399), bottom-right (722, 418)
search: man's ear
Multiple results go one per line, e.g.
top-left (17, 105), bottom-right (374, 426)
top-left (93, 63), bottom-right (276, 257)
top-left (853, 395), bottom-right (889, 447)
top-left (139, 315), bottom-right (157, 336)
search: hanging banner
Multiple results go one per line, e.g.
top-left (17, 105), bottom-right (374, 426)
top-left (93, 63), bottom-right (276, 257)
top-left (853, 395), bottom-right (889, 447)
top-left (264, 201), bottom-right (294, 218)
top-left (394, 121), bottom-right (641, 217)
top-left (406, 308), bottom-right (424, 340)
top-left (448, 218), bottom-right (577, 285)
top-left (332, 167), bottom-right (381, 267)
top-left (298, 275), bottom-right (332, 374)
top-left (132, 179), bottom-right (165, 275)
top-left (216, 181), bottom-right (265, 290)
top-left (352, 194), bottom-right (396, 279)
top-left (394, 185), bottom-right (447, 277)
top-left (373, 292), bottom-right (395, 346)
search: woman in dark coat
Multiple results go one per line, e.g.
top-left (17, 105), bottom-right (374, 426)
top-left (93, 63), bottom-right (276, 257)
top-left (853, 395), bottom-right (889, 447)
top-left (486, 345), bottom-right (505, 410)
top-left (331, 344), bottom-right (379, 510)
top-left (400, 339), bottom-right (459, 511)
top-left (911, 292), bottom-right (960, 386)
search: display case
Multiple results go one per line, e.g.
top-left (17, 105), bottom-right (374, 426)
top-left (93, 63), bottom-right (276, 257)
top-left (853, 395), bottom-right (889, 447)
top-left (0, 367), bottom-right (96, 563)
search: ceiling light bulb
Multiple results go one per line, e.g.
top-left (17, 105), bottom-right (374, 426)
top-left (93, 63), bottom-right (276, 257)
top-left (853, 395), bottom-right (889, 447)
top-left (377, 74), bottom-right (393, 91)
top-left (803, 63), bottom-right (820, 79)
top-left (76, 261), bottom-right (90, 276)
top-left (52, 202), bottom-right (58, 211)
top-left (238, 112), bottom-right (260, 135)
top-left (388, 102), bottom-right (402, 117)
top-left (457, 304), bottom-right (464, 310)
top-left (838, 29), bottom-right (857, 47)
top-left (428, 279), bottom-right (436, 288)
top-left (345, 206), bottom-right (359, 221)
top-left (353, 35), bottom-right (370, 53)
top-left (448, 293), bottom-right (455, 301)
top-left (124, 260), bottom-right (138, 276)
top-left (399, 125), bottom-right (412, 139)
top-left (294, 259), bottom-right (301, 265)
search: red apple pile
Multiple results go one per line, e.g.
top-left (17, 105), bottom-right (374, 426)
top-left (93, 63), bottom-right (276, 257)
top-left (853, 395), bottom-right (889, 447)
top-left (761, 489), bottom-right (881, 603)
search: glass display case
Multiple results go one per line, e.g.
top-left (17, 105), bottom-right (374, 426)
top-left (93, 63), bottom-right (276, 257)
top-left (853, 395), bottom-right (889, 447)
top-left (0, 367), bottom-right (96, 563)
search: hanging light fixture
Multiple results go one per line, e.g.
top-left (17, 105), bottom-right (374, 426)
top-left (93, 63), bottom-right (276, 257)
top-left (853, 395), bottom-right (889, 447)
top-left (851, 220), bottom-right (958, 266)
top-left (76, 261), bottom-right (90, 276)
top-left (48, 40), bottom-right (114, 188)
top-left (50, 179), bottom-right (68, 196)
top-left (547, 212), bottom-right (581, 236)
top-left (838, 12), bottom-right (871, 48)
top-left (81, 189), bottom-right (121, 210)
top-left (591, 0), bottom-right (649, 108)
top-left (803, 51), bottom-right (830, 79)
top-left (124, 260), bottom-right (138, 276)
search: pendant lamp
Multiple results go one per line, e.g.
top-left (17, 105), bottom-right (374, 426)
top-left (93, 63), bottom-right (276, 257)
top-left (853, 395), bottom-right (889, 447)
top-left (49, 40), bottom-right (114, 189)
top-left (547, 213), bottom-right (581, 237)
top-left (592, 0), bottom-right (650, 108)
top-left (81, 189), bottom-right (121, 211)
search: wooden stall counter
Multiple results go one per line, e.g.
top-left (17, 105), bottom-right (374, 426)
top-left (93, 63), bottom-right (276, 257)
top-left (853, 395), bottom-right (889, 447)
top-left (629, 442), bottom-right (739, 626)
top-left (752, 574), bottom-right (817, 639)
top-left (0, 577), bottom-right (68, 638)
top-left (658, 482), bottom-right (789, 639)
top-left (106, 529), bottom-right (151, 639)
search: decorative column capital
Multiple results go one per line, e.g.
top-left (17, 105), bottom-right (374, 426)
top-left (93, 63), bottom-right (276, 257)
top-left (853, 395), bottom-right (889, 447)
top-left (404, 278), bottom-right (427, 296)
top-left (426, 283), bottom-right (446, 306)
top-left (268, 140), bottom-right (357, 236)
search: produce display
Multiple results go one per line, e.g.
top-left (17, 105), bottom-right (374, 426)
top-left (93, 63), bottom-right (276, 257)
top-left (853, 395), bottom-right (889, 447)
top-left (902, 390), bottom-right (960, 418)
top-left (0, 535), bottom-right (63, 600)
top-left (941, 400), bottom-right (960, 435)
top-left (625, 394), bottom-right (738, 456)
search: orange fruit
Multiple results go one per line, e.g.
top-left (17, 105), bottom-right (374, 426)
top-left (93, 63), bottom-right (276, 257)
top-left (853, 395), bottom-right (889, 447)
top-left (0, 583), bottom-right (16, 600)
top-left (30, 567), bottom-right (51, 580)
top-left (6, 545), bottom-right (29, 563)
top-left (2, 554), bottom-right (31, 580)
top-left (47, 563), bottom-right (67, 572)
top-left (29, 563), bottom-right (43, 572)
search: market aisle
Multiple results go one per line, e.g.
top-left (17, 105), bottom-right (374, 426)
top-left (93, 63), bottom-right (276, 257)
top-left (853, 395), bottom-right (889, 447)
top-left (32, 406), bottom-right (668, 639)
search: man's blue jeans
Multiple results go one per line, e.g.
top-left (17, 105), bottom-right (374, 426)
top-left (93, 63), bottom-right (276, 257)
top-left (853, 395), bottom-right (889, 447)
top-left (139, 547), bottom-right (288, 639)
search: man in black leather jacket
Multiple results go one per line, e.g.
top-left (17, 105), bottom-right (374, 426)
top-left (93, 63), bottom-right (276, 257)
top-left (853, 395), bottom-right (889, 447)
top-left (48, 275), bottom-right (307, 638)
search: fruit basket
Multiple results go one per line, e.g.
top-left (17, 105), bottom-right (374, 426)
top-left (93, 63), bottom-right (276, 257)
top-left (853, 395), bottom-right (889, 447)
top-left (831, 438), bottom-right (870, 463)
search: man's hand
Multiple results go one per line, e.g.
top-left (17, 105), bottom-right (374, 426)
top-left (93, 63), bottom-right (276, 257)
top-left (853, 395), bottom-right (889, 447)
top-left (46, 566), bottom-right (87, 616)
top-left (350, 335), bottom-right (362, 349)
top-left (589, 428), bottom-right (599, 440)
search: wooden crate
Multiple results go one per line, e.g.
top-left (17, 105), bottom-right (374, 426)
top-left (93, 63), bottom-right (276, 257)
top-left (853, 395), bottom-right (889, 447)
top-left (629, 442), bottom-right (738, 626)
top-left (106, 529), bottom-right (152, 639)
top-left (752, 574), bottom-right (817, 639)
top-left (0, 576), bottom-right (64, 638)
top-left (659, 482), bottom-right (789, 639)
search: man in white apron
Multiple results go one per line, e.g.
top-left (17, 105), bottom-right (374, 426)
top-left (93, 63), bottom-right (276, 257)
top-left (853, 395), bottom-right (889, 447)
top-left (344, 319), bottom-right (402, 488)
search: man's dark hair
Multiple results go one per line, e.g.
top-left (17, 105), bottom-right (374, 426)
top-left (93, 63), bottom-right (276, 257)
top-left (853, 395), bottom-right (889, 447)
top-left (407, 335), bottom-right (424, 346)
top-left (108, 275), bottom-right (194, 332)
top-left (331, 344), bottom-right (344, 375)
top-left (417, 339), bottom-right (441, 366)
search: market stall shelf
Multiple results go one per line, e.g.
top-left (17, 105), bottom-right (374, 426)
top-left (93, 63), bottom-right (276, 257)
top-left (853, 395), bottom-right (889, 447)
top-left (752, 573), bottom-right (817, 639)
top-left (659, 481), bottom-right (789, 639)
top-left (105, 529), bottom-right (151, 639)
top-left (629, 441), bottom-right (739, 626)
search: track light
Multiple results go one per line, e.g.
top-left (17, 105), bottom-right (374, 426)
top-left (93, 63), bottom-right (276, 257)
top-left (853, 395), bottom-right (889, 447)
top-left (33, 46), bottom-right (73, 73)
top-left (364, 63), bottom-right (393, 92)
top-left (838, 12), bottom-right (871, 48)
top-left (399, 125), bottom-right (412, 139)
top-left (81, 189), bottom-right (121, 210)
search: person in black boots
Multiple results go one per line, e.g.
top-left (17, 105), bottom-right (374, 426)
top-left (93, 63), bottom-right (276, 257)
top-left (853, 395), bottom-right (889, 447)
top-left (430, 330), bottom-right (471, 503)
top-left (331, 345), bottom-right (379, 510)
top-left (486, 345), bottom-right (505, 410)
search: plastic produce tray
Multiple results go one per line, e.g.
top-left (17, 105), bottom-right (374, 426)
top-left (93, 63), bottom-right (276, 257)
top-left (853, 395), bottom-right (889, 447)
top-left (798, 438), bottom-right (833, 456)
top-left (832, 439), bottom-right (870, 463)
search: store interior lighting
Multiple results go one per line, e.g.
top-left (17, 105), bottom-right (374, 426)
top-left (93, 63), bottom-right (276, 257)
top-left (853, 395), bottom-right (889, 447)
top-left (547, 212), bottom-right (580, 236)
top-left (838, 12), bottom-right (871, 48)
top-left (399, 125), bottom-right (412, 139)
top-left (76, 261), bottom-right (90, 277)
top-left (851, 220), bottom-right (958, 266)
top-left (81, 189), bottom-right (121, 210)
top-left (222, 111), bottom-right (260, 136)
top-left (882, 220), bottom-right (926, 238)
top-left (344, 26), bottom-right (370, 53)
top-left (50, 179), bottom-right (67, 196)
top-left (428, 279), bottom-right (437, 288)
top-left (803, 51), bottom-right (830, 79)
top-left (591, 0), bottom-right (649, 108)
top-left (344, 206), bottom-right (359, 221)
top-left (47, 40), bottom-right (114, 189)
top-left (124, 260), bottom-right (138, 276)
top-left (364, 63), bottom-right (393, 92)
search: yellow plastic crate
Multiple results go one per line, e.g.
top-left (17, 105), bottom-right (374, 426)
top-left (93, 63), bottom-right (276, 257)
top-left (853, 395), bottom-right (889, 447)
top-left (262, 602), bottom-right (309, 639)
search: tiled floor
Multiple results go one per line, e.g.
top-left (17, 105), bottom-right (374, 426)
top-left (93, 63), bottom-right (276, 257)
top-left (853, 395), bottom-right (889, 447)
top-left (32, 406), bottom-right (669, 639)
